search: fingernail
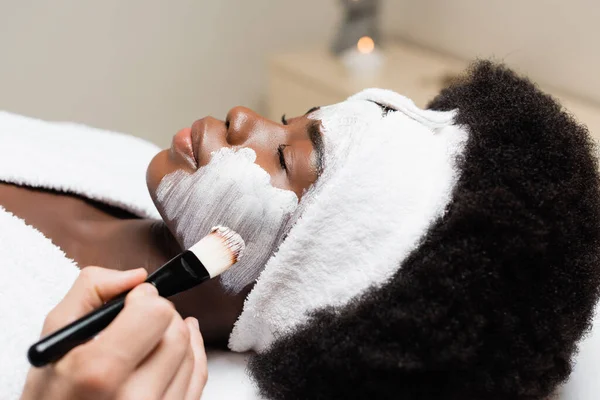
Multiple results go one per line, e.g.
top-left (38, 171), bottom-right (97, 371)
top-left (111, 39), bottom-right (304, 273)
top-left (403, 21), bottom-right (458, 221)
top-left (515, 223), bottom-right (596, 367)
top-left (133, 267), bottom-right (147, 275)
top-left (190, 318), bottom-right (199, 330)
top-left (139, 283), bottom-right (158, 296)
top-left (123, 267), bottom-right (146, 277)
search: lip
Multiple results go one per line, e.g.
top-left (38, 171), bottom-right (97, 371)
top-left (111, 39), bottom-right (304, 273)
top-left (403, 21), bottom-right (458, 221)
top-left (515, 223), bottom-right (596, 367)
top-left (171, 127), bottom-right (197, 169)
top-left (191, 118), bottom-right (211, 168)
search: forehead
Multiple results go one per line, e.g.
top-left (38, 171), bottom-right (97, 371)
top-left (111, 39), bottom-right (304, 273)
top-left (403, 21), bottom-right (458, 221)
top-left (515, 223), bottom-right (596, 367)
top-left (310, 87), bottom-right (458, 142)
top-left (307, 87), bottom-right (412, 136)
top-left (305, 88), bottom-right (459, 178)
top-left (307, 97), bottom-right (385, 165)
top-left (311, 97), bottom-right (381, 123)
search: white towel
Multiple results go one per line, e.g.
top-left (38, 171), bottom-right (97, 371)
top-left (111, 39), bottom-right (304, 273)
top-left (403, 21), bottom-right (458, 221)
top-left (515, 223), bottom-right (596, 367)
top-left (230, 89), bottom-right (470, 352)
top-left (0, 205), bottom-right (80, 399)
top-left (0, 111), bottom-right (161, 219)
top-left (0, 111), bottom-right (259, 399)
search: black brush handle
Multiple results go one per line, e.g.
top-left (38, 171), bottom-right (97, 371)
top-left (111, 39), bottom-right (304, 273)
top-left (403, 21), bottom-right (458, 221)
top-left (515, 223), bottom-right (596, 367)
top-left (28, 293), bottom-right (127, 367)
top-left (27, 251), bottom-right (209, 367)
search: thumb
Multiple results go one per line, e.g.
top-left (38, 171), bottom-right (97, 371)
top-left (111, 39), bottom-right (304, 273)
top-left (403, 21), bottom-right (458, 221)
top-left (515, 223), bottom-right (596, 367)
top-left (43, 267), bottom-right (147, 334)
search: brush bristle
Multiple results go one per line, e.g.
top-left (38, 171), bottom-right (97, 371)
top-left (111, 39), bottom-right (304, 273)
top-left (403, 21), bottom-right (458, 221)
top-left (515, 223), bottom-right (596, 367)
top-left (188, 226), bottom-right (245, 278)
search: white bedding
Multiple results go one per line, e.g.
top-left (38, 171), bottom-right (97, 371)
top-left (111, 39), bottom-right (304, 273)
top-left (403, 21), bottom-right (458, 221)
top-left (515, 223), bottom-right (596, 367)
top-left (0, 110), bottom-right (596, 399)
top-left (204, 351), bottom-right (261, 399)
top-left (0, 111), bottom-right (259, 399)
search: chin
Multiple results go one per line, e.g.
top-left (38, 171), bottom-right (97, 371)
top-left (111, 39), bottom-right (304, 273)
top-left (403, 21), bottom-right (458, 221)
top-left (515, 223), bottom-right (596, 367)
top-left (146, 149), bottom-right (173, 203)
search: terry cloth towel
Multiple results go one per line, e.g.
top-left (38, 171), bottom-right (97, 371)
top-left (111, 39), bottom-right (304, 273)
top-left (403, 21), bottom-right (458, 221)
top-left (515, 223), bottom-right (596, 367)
top-left (0, 111), bottom-right (259, 399)
top-left (229, 89), bottom-right (471, 352)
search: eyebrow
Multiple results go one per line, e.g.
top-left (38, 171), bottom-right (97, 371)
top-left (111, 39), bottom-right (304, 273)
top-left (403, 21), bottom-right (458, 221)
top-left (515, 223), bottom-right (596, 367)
top-left (307, 120), bottom-right (324, 175)
top-left (305, 106), bottom-right (320, 115)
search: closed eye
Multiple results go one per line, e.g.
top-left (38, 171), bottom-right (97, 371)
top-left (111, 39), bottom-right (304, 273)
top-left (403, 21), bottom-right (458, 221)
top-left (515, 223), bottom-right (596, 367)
top-left (368, 100), bottom-right (396, 117)
top-left (278, 144), bottom-right (289, 172)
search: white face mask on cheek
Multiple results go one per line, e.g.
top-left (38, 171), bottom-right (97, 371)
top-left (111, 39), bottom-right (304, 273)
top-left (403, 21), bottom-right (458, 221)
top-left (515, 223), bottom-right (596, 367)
top-left (155, 147), bottom-right (299, 293)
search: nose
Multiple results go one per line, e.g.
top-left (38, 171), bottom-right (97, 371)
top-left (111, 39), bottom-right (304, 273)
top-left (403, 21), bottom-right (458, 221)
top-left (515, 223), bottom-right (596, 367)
top-left (225, 106), bottom-right (266, 146)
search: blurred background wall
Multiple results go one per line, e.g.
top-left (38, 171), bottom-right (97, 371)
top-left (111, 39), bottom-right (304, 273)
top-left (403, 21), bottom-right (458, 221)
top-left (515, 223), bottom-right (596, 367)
top-left (0, 1), bottom-right (343, 146)
top-left (0, 0), bottom-right (598, 146)
top-left (385, 0), bottom-right (600, 105)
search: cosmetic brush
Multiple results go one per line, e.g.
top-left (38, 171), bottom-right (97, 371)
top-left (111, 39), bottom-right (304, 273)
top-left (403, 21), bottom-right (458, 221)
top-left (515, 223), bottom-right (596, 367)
top-left (28, 225), bottom-right (245, 367)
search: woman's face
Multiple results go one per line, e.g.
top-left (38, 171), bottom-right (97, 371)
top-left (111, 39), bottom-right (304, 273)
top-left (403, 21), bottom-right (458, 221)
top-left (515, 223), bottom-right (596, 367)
top-left (146, 106), bottom-right (325, 292)
top-left (147, 106), bottom-right (323, 200)
top-left (145, 97), bottom-right (397, 292)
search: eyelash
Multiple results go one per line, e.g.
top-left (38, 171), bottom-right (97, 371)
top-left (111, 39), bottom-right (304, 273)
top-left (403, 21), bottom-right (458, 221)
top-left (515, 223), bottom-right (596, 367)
top-left (281, 114), bottom-right (288, 125)
top-left (278, 144), bottom-right (288, 172)
top-left (370, 101), bottom-right (396, 117)
top-left (381, 106), bottom-right (396, 116)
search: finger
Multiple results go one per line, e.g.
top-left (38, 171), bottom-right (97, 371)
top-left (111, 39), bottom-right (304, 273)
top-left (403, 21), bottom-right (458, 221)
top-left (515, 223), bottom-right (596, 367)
top-left (117, 314), bottom-right (190, 400)
top-left (59, 283), bottom-right (175, 386)
top-left (184, 318), bottom-right (208, 400)
top-left (43, 267), bottom-right (147, 334)
top-left (162, 322), bottom-right (196, 400)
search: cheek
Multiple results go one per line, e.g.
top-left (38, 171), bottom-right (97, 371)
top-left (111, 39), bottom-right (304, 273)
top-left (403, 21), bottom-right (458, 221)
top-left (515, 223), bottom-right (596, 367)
top-left (154, 148), bottom-right (299, 293)
top-left (146, 150), bottom-right (171, 201)
top-left (254, 154), bottom-right (291, 194)
top-left (146, 149), bottom-right (196, 202)
top-left (268, 173), bottom-right (294, 195)
top-left (239, 145), bottom-right (298, 196)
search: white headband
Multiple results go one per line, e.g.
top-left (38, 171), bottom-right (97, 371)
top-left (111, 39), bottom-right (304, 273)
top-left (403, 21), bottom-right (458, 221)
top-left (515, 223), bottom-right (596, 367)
top-left (229, 89), bottom-right (470, 352)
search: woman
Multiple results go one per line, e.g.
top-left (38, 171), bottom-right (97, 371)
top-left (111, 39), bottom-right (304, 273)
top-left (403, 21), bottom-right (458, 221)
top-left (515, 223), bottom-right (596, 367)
top-left (2, 61), bottom-right (600, 399)
top-left (0, 93), bottom-right (323, 345)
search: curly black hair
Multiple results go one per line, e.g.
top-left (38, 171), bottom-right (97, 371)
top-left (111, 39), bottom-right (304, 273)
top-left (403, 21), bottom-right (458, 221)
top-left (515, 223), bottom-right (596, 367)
top-left (247, 61), bottom-right (600, 399)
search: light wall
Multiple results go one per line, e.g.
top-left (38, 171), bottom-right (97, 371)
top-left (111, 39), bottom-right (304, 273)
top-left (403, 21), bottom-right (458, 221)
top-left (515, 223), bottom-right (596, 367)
top-left (385, 0), bottom-right (600, 104)
top-left (0, 1), bottom-right (348, 147)
top-left (2, 1), bottom-right (596, 147)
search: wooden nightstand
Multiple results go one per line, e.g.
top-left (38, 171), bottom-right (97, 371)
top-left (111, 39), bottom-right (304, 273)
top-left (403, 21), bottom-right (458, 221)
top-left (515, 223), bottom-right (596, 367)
top-left (267, 41), bottom-right (600, 142)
